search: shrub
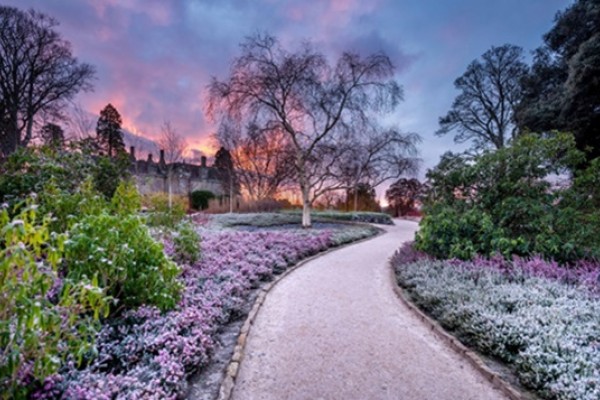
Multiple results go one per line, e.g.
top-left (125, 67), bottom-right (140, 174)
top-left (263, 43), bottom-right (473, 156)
top-left (190, 190), bottom-right (215, 211)
top-left (417, 133), bottom-right (600, 262)
top-left (0, 200), bottom-right (110, 398)
top-left (65, 213), bottom-right (182, 313)
top-left (172, 221), bottom-right (201, 264)
top-left (143, 192), bottom-right (187, 228)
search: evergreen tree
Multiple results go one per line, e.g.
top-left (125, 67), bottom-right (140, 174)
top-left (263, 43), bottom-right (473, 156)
top-left (96, 103), bottom-right (125, 157)
top-left (516, 0), bottom-right (600, 160)
top-left (213, 146), bottom-right (239, 212)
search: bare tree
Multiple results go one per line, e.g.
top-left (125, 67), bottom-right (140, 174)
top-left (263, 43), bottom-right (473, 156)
top-left (67, 102), bottom-right (95, 140)
top-left (215, 119), bottom-right (294, 201)
top-left (338, 127), bottom-right (421, 211)
top-left (0, 6), bottom-right (95, 157)
top-left (158, 120), bottom-right (187, 208)
top-left (437, 44), bottom-right (527, 151)
top-left (208, 33), bottom-right (405, 227)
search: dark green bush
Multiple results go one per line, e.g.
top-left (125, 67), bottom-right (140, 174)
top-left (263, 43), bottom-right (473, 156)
top-left (65, 213), bottom-right (181, 313)
top-left (190, 190), bottom-right (215, 210)
top-left (416, 133), bottom-right (600, 263)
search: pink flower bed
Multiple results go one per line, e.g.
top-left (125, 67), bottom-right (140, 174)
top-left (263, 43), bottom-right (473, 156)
top-left (33, 230), bottom-right (333, 400)
top-left (396, 242), bottom-right (600, 294)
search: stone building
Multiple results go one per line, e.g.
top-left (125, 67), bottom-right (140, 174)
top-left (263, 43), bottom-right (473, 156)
top-left (128, 146), bottom-right (224, 197)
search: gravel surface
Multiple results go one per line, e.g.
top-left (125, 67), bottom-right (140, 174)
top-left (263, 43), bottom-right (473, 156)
top-left (231, 219), bottom-right (508, 400)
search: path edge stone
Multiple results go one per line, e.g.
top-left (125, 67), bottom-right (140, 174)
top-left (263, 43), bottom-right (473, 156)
top-left (388, 262), bottom-right (525, 400)
top-left (215, 226), bottom-right (386, 400)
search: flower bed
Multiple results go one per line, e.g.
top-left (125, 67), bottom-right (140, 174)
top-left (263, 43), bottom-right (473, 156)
top-left (34, 225), bottom-right (375, 399)
top-left (392, 243), bottom-right (600, 400)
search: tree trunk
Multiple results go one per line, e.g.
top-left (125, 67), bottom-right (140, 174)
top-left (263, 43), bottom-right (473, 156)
top-left (301, 186), bottom-right (311, 228)
top-left (353, 184), bottom-right (359, 212)
top-left (229, 175), bottom-right (234, 213)
top-left (168, 173), bottom-right (173, 210)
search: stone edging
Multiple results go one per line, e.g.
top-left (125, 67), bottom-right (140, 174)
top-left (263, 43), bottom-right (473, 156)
top-left (216, 228), bottom-right (385, 400)
top-left (388, 264), bottom-right (524, 400)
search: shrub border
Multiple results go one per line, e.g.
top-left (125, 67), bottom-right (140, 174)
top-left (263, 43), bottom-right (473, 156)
top-left (388, 265), bottom-right (526, 400)
top-left (216, 227), bottom-right (384, 400)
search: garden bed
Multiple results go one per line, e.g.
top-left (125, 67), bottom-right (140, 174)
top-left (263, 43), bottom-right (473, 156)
top-left (32, 218), bottom-right (379, 399)
top-left (392, 244), bottom-right (600, 400)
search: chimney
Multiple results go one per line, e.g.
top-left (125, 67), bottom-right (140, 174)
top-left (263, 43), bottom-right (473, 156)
top-left (147, 153), bottom-right (153, 163)
top-left (130, 146), bottom-right (135, 160)
top-left (201, 156), bottom-right (207, 167)
top-left (159, 149), bottom-right (166, 165)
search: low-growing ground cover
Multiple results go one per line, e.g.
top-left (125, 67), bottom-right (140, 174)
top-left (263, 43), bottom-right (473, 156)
top-left (30, 218), bottom-right (378, 399)
top-left (392, 243), bottom-right (600, 400)
top-left (217, 210), bottom-right (393, 227)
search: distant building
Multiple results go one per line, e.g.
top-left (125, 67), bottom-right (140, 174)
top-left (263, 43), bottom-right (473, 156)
top-left (128, 146), bottom-right (224, 196)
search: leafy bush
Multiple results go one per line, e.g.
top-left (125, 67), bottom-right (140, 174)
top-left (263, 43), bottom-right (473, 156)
top-left (144, 193), bottom-right (187, 228)
top-left (65, 213), bottom-right (181, 313)
top-left (0, 145), bottom-right (129, 207)
top-left (0, 200), bottom-right (110, 398)
top-left (393, 253), bottom-right (600, 400)
top-left (172, 221), bottom-right (201, 264)
top-left (417, 133), bottom-right (600, 262)
top-left (189, 190), bottom-right (215, 210)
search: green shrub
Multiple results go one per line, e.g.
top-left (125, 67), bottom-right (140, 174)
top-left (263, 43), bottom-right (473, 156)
top-left (65, 212), bottom-right (182, 313)
top-left (190, 190), bottom-right (215, 210)
top-left (110, 180), bottom-right (141, 216)
top-left (173, 221), bottom-right (201, 264)
top-left (417, 133), bottom-right (600, 263)
top-left (0, 200), bottom-right (110, 398)
top-left (144, 192), bottom-right (187, 228)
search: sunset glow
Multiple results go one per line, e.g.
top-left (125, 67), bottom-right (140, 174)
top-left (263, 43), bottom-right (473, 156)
top-left (3, 0), bottom-right (570, 167)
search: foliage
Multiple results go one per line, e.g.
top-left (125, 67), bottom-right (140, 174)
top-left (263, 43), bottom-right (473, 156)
top-left (416, 133), bottom-right (600, 262)
top-left (96, 103), bottom-right (125, 158)
top-left (172, 221), bottom-right (201, 264)
top-left (343, 183), bottom-right (380, 212)
top-left (0, 200), bottom-right (110, 399)
top-left (0, 6), bottom-right (95, 157)
top-left (144, 192), bottom-right (187, 228)
top-left (516, 0), bottom-right (600, 161)
top-left (213, 146), bottom-right (239, 197)
top-left (385, 178), bottom-right (423, 217)
top-left (33, 228), bottom-right (338, 399)
top-left (0, 145), bottom-right (129, 207)
top-left (437, 44), bottom-right (528, 151)
top-left (189, 190), bottom-right (215, 211)
top-left (40, 123), bottom-right (65, 149)
top-left (65, 212), bottom-right (181, 313)
top-left (393, 252), bottom-right (600, 400)
top-left (110, 180), bottom-right (141, 216)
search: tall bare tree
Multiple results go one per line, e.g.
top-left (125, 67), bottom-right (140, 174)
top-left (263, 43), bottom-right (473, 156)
top-left (437, 44), bottom-right (528, 151)
top-left (209, 33), bottom-right (405, 227)
top-left (0, 6), bottom-right (95, 157)
top-left (67, 102), bottom-right (94, 140)
top-left (215, 118), bottom-right (294, 201)
top-left (158, 120), bottom-right (187, 208)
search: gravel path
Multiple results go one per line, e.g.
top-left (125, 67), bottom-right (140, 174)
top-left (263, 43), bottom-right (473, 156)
top-left (231, 220), bottom-right (508, 400)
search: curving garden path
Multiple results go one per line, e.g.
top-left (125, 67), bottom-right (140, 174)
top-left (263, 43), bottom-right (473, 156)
top-left (231, 220), bottom-right (508, 400)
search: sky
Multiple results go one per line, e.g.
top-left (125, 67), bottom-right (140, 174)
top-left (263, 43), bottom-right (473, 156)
top-left (5, 0), bottom-right (572, 174)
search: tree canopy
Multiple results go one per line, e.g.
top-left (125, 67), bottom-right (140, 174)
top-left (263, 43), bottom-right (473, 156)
top-left (438, 44), bottom-right (528, 151)
top-left (208, 33), bottom-right (417, 227)
top-left (516, 0), bottom-right (600, 160)
top-left (0, 6), bottom-right (94, 158)
top-left (96, 103), bottom-right (125, 157)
